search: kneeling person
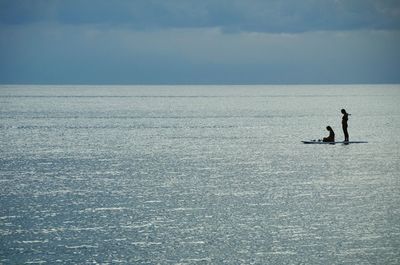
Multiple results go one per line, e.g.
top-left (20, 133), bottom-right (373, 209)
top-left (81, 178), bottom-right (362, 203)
top-left (323, 126), bottom-right (335, 142)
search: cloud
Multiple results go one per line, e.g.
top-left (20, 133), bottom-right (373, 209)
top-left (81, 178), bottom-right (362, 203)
top-left (1, 0), bottom-right (400, 32)
top-left (1, 22), bottom-right (399, 84)
top-left (1, 0), bottom-right (399, 84)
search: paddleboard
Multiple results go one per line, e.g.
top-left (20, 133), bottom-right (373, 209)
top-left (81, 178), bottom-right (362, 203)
top-left (302, 140), bottom-right (368, 144)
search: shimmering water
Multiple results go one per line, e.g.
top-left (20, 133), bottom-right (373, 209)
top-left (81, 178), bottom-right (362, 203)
top-left (1, 85), bottom-right (400, 264)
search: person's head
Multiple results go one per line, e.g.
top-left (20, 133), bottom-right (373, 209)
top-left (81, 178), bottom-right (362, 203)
top-left (326, 126), bottom-right (333, 131)
top-left (341, 109), bottom-right (346, 114)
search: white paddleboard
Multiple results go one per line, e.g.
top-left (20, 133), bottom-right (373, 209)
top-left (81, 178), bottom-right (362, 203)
top-left (302, 140), bottom-right (368, 144)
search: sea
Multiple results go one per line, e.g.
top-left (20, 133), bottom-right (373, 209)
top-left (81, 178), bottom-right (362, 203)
top-left (1, 84), bottom-right (399, 264)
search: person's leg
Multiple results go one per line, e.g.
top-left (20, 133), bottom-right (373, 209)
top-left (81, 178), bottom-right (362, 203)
top-left (343, 126), bottom-right (349, 141)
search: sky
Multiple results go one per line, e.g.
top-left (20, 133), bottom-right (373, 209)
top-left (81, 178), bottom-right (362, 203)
top-left (0, 0), bottom-right (400, 84)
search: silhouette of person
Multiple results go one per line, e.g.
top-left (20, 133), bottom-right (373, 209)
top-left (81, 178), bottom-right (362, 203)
top-left (341, 109), bottom-right (349, 141)
top-left (323, 126), bottom-right (335, 142)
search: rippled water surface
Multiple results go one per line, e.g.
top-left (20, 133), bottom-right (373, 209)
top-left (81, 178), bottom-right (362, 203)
top-left (1, 85), bottom-right (400, 264)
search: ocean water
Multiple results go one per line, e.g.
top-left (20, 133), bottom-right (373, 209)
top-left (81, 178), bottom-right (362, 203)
top-left (1, 84), bottom-right (399, 264)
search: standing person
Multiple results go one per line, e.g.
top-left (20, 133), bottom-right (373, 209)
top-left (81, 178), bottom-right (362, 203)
top-left (341, 109), bottom-right (350, 142)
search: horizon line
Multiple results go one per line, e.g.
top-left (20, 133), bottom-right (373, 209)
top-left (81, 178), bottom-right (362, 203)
top-left (1, 82), bottom-right (400, 86)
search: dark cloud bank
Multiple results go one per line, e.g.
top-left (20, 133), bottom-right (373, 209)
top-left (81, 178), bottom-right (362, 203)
top-left (2, 0), bottom-right (400, 32)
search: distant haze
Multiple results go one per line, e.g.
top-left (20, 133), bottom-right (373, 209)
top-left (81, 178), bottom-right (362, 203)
top-left (1, 0), bottom-right (400, 84)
